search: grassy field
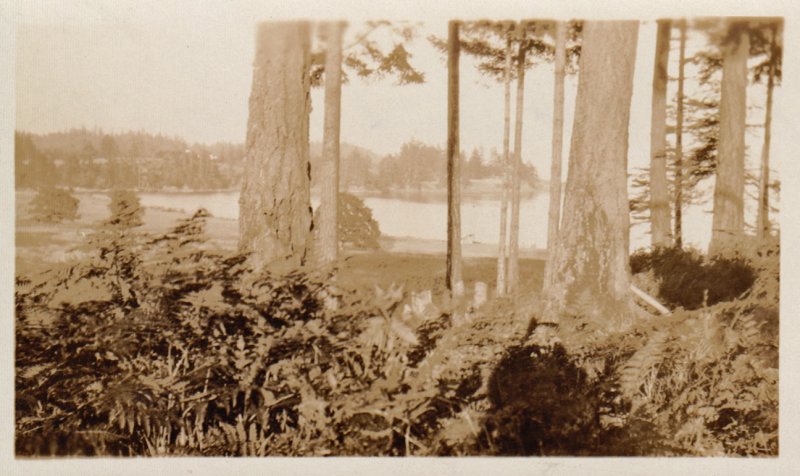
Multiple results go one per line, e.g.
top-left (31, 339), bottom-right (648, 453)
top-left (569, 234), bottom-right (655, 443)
top-left (337, 251), bottom-right (544, 299)
top-left (15, 189), bottom-right (545, 295)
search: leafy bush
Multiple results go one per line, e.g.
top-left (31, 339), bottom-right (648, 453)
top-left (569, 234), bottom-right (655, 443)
top-left (313, 192), bottom-right (381, 250)
top-left (630, 246), bottom-right (756, 310)
top-left (476, 344), bottom-right (663, 456)
top-left (488, 240), bottom-right (780, 457)
top-left (339, 193), bottom-right (380, 249)
top-left (618, 239), bottom-right (779, 455)
top-left (616, 305), bottom-right (778, 455)
top-left (28, 187), bottom-right (79, 223)
top-left (15, 207), bottom-right (447, 456)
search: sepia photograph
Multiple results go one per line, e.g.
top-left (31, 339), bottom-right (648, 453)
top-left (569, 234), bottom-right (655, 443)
top-left (2, 0), bottom-right (798, 473)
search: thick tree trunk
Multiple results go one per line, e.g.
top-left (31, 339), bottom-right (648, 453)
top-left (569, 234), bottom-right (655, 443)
top-left (673, 20), bottom-right (686, 249)
top-left (239, 21), bottom-right (313, 270)
top-left (544, 21), bottom-right (567, 290)
top-left (540, 21), bottom-right (639, 327)
top-left (318, 21), bottom-right (345, 266)
top-left (496, 35), bottom-right (513, 296)
top-left (447, 20), bottom-right (464, 295)
top-left (710, 25), bottom-right (749, 254)
top-left (507, 33), bottom-right (526, 294)
top-left (649, 19), bottom-right (672, 248)
top-left (756, 28), bottom-right (776, 239)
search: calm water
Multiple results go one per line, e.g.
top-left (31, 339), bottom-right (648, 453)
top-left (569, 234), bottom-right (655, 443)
top-left (138, 190), bottom-right (713, 251)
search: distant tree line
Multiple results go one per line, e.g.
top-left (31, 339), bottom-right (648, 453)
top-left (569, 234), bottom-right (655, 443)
top-left (14, 129), bottom-right (242, 191)
top-left (16, 128), bottom-right (538, 194)
top-left (311, 140), bottom-right (539, 193)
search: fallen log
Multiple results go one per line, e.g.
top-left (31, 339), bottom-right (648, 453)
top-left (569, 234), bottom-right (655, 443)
top-left (630, 284), bottom-right (671, 315)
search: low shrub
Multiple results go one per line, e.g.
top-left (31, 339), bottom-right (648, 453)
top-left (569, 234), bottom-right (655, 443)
top-left (107, 190), bottom-right (144, 228)
top-left (313, 192), bottom-right (381, 250)
top-left (630, 246), bottom-right (756, 309)
top-left (619, 239), bottom-right (779, 455)
top-left (478, 344), bottom-right (664, 456)
top-left (28, 187), bottom-right (79, 223)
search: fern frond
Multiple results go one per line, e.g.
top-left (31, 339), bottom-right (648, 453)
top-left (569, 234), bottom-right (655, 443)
top-left (620, 329), bottom-right (669, 411)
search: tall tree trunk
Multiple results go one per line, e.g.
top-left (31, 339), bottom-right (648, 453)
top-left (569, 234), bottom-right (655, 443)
top-left (540, 21), bottom-right (639, 328)
top-left (756, 26), bottom-right (776, 239)
top-left (507, 31), bottom-right (527, 294)
top-left (673, 20), bottom-right (686, 249)
top-left (710, 24), bottom-right (749, 254)
top-left (318, 21), bottom-right (345, 266)
top-left (544, 21), bottom-right (567, 290)
top-left (650, 19), bottom-right (672, 248)
top-left (496, 34), bottom-right (513, 296)
top-left (446, 20), bottom-right (464, 295)
top-left (239, 21), bottom-right (313, 270)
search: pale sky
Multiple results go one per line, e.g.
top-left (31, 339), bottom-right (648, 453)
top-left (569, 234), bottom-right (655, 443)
top-left (13, 1), bottom-right (786, 189)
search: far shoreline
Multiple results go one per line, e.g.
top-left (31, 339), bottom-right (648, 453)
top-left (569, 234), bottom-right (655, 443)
top-left (15, 189), bottom-right (548, 278)
top-left (23, 177), bottom-right (550, 203)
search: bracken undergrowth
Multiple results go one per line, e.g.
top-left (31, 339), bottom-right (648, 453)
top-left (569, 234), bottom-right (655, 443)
top-left (15, 203), bottom-right (778, 456)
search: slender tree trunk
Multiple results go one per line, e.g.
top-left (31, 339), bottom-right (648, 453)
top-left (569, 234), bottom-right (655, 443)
top-left (540, 21), bottom-right (639, 328)
top-left (756, 28), bottom-right (776, 239)
top-left (446, 20), bottom-right (464, 295)
top-left (239, 21), bottom-right (313, 270)
top-left (496, 34), bottom-right (513, 296)
top-left (544, 21), bottom-right (567, 290)
top-left (710, 24), bottom-right (749, 254)
top-left (650, 19), bottom-right (672, 248)
top-left (318, 21), bottom-right (345, 266)
top-left (673, 20), bottom-right (686, 249)
top-left (507, 32), bottom-right (526, 294)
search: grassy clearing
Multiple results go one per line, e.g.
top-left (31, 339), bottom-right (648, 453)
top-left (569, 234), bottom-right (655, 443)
top-left (338, 252), bottom-right (543, 296)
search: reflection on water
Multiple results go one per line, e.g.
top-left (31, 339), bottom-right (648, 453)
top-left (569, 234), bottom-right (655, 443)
top-left (138, 190), bottom-right (712, 251)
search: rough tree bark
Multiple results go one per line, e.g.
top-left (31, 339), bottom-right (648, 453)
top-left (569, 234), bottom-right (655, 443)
top-left (239, 21), bottom-right (313, 270)
top-left (540, 21), bottom-right (639, 327)
top-left (710, 23), bottom-right (749, 254)
top-left (447, 20), bottom-right (464, 295)
top-left (544, 21), bottom-right (567, 290)
top-left (507, 29), bottom-right (526, 294)
top-left (496, 34), bottom-right (513, 296)
top-left (673, 20), bottom-right (687, 249)
top-left (756, 25), bottom-right (776, 239)
top-left (318, 21), bottom-right (345, 266)
top-left (649, 19), bottom-right (672, 248)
